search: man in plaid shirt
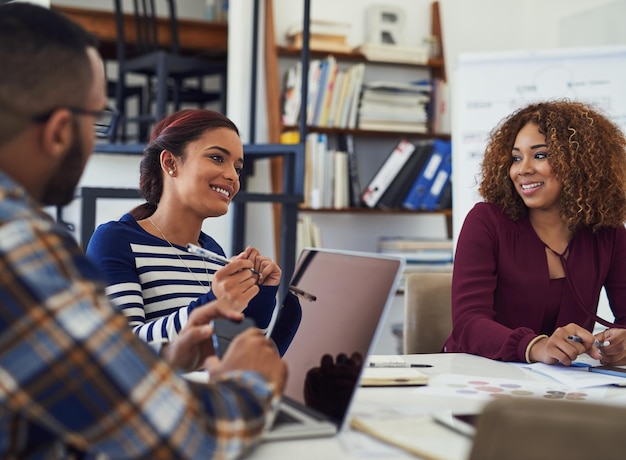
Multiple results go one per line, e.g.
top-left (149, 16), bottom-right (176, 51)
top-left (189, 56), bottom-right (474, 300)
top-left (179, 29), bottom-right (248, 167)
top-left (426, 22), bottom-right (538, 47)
top-left (0, 3), bottom-right (286, 458)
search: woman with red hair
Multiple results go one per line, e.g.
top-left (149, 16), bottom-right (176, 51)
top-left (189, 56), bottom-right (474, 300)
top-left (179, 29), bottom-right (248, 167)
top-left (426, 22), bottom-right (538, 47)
top-left (87, 109), bottom-right (300, 358)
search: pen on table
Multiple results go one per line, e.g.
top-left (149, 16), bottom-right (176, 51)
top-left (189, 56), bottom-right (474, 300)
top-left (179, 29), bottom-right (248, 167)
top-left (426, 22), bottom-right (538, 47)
top-left (567, 335), bottom-right (610, 347)
top-left (186, 243), bottom-right (261, 276)
top-left (368, 362), bottom-right (433, 368)
top-left (288, 285), bottom-right (317, 302)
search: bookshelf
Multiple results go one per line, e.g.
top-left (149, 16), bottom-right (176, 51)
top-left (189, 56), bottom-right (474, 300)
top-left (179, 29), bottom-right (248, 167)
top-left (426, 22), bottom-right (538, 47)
top-left (266, 0), bottom-right (451, 262)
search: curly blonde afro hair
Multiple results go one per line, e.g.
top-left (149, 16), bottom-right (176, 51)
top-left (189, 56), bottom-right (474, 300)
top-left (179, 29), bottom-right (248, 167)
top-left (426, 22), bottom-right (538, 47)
top-left (479, 100), bottom-right (626, 231)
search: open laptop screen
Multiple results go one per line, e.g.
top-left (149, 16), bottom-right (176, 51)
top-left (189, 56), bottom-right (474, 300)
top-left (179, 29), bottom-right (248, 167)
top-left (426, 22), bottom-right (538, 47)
top-left (281, 248), bottom-right (403, 427)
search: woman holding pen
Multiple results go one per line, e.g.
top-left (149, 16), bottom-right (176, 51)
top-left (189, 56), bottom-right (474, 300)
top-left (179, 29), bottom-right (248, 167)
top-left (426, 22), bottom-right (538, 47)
top-left (86, 109), bottom-right (301, 357)
top-left (444, 100), bottom-right (626, 366)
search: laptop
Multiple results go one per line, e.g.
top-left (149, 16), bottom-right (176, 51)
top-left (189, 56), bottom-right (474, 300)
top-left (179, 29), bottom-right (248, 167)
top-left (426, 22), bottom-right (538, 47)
top-left (262, 247), bottom-right (405, 441)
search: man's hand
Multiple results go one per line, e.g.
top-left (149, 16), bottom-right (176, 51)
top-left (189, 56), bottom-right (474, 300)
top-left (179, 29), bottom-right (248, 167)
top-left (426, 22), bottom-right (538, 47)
top-left (205, 328), bottom-right (287, 395)
top-left (161, 300), bottom-right (245, 372)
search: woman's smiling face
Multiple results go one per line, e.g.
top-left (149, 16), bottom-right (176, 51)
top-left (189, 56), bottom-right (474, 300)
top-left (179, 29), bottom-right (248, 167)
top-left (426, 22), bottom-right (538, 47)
top-left (172, 127), bottom-right (243, 218)
top-left (509, 122), bottom-right (562, 213)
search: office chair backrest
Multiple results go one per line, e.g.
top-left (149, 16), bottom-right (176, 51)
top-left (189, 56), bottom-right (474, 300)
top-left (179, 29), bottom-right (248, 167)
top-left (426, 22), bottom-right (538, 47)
top-left (470, 398), bottom-right (626, 460)
top-left (403, 271), bottom-right (452, 354)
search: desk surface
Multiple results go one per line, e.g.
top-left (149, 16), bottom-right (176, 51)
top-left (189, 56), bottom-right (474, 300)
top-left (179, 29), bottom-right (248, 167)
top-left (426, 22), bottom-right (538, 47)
top-left (248, 353), bottom-right (626, 460)
top-left (52, 5), bottom-right (227, 60)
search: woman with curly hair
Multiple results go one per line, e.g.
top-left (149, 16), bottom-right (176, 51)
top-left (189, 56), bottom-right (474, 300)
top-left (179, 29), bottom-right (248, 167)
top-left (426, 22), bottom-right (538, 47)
top-left (444, 100), bottom-right (626, 365)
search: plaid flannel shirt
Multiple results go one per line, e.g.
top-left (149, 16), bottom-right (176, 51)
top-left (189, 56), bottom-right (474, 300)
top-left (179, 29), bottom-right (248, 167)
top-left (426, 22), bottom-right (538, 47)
top-left (0, 173), bottom-right (277, 459)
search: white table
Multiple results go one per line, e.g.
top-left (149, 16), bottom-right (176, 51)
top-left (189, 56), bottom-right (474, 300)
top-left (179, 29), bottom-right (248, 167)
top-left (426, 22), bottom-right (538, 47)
top-left (247, 353), bottom-right (626, 459)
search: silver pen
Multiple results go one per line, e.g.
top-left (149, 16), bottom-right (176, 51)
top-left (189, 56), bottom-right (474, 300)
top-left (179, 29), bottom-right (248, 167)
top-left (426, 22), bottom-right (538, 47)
top-left (186, 243), bottom-right (261, 276)
top-left (567, 335), bottom-right (610, 347)
top-left (288, 285), bottom-right (317, 302)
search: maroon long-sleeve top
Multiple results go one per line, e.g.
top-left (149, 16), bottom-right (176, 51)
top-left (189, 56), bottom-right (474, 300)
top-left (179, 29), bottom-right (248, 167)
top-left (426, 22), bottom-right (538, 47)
top-left (444, 202), bottom-right (626, 362)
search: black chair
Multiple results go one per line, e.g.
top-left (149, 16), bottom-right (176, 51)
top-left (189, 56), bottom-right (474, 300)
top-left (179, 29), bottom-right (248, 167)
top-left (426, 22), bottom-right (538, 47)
top-left (110, 0), bottom-right (226, 143)
top-left (105, 78), bottom-right (145, 143)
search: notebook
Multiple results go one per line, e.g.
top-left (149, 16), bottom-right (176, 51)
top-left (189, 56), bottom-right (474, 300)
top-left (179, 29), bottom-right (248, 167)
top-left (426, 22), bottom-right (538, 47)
top-left (262, 247), bottom-right (405, 441)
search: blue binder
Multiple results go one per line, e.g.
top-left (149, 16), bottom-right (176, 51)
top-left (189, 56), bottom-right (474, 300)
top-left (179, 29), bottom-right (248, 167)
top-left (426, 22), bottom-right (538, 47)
top-left (402, 139), bottom-right (452, 210)
top-left (420, 147), bottom-right (452, 211)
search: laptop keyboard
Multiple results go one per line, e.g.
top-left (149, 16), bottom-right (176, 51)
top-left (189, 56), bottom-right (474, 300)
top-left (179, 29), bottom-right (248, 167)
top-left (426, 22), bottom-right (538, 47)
top-left (272, 408), bottom-right (303, 427)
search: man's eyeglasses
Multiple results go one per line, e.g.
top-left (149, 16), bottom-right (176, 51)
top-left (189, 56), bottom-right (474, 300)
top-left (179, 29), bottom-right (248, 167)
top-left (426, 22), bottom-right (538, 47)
top-left (32, 107), bottom-right (118, 139)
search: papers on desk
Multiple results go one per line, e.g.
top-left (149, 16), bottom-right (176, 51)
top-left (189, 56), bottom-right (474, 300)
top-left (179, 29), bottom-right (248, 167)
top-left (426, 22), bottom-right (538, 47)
top-left (423, 373), bottom-right (609, 404)
top-left (350, 415), bottom-right (471, 460)
top-left (521, 362), bottom-right (626, 388)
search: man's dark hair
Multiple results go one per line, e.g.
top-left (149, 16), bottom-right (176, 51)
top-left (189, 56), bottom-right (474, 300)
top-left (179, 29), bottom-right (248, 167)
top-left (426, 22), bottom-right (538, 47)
top-left (0, 3), bottom-right (98, 143)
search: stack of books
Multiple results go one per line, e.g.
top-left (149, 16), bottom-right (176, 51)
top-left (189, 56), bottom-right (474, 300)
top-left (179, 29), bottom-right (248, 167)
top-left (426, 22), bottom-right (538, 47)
top-left (357, 81), bottom-right (431, 133)
top-left (378, 237), bottom-right (453, 265)
top-left (281, 57), bottom-right (365, 129)
top-left (355, 43), bottom-right (430, 65)
top-left (302, 132), bottom-right (353, 210)
top-left (286, 19), bottom-right (351, 53)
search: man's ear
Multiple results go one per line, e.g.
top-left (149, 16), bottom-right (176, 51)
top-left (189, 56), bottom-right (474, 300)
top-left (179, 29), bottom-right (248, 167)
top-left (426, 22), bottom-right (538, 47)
top-left (41, 109), bottom-right (73, 160)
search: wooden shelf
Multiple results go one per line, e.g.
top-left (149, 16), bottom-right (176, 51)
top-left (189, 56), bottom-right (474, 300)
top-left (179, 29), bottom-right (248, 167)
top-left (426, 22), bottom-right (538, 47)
top-left (277, 46), bottom-right (444, 70)
top-left (300, 206), bottom-right (453, 239)
top-left (282, 125), bottom-right (451, 139)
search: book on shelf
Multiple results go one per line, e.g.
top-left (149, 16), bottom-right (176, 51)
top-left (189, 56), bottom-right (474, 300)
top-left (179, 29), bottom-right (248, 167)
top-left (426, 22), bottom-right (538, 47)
top-left (305, 59), bottom-right (323, 125)
top-left (431, 78), bottom-right (451, 134)
top-left (360, 139), bottom-right (417, 208)
top-left (357, 120), bottom-right (429, 133)
top-left (357, 81), bottom-right (431, 130)
top-left (281, 62), bottom-right (302, 126)
top-left (286, 19), bottom-right (351, 41)
top-left (361, 89), bottom-right (430, 107)
top-left (286, 19), bottom-right (351, 53)
top-left (402, 139), bottom-right (451, 210)
top-left (354, 42), bottom-right (430, 65)
top-left (325, 69), bottom-right (344, 127)
top-left (280, 58), bottom-right (365, 130)
top-left (288, 33), bottom-right (352, 53)
top-left (420, 146), bottom-right (452, 211)
top-left (332, 150), bottom-right (350, 209)
top-left (318, 57), bottom-right (339, 126)
top-left (364, 79), bottom-right (433, 94)
top-left (337, 134), bottom-right (361, 207)
top-left (345, 63), bottom-right (365, 129)
top-left (305, 132), bottom-right (329, 209)
top-left (303, 132), bottom-right (356, 210)
top-left (378, 237), bottom-right (453, 252)
top-left (378, 237), bottom-right (453, 264)
top-left (311, 58), bottom-right (331, 127)
top-left (376, 140), bottom-right (433, 210)
top-left (358, 106), bottom-right (428, 124)
top-left (436, 180), bottom-right (452, 210)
